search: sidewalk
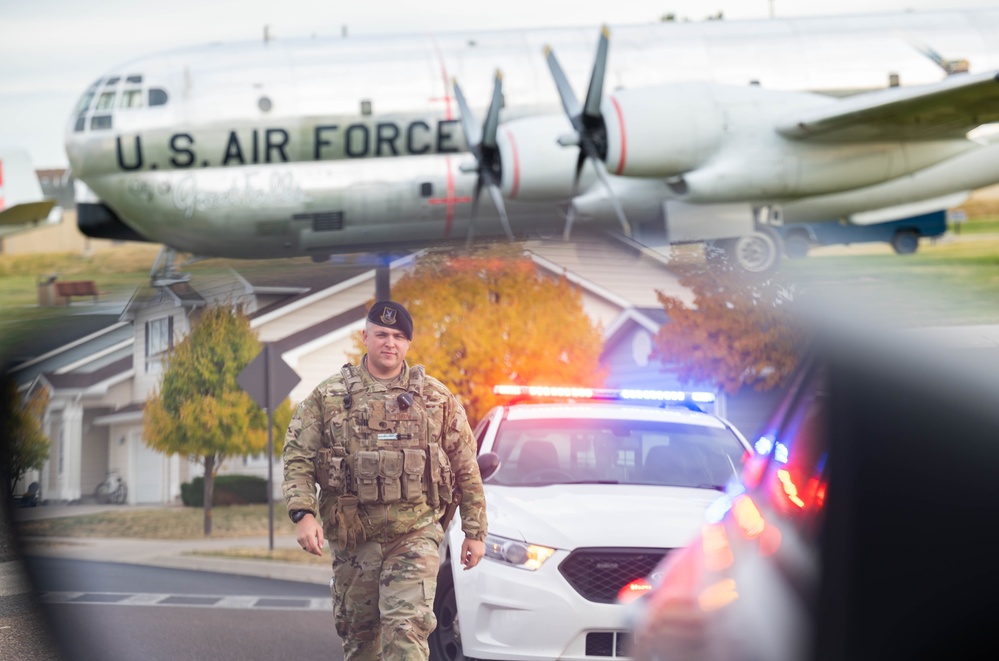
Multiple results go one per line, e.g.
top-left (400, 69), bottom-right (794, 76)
top-left (1, 504), bottom-right (332, 598)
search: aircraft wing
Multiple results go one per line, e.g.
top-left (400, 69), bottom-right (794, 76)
top-left (0, 200), bottom-right (57, 226)
top-left (777, 70), bottom-right (999, 142)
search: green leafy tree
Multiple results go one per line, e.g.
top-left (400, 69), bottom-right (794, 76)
top-left (652, 267), bottom-right (805, 395)
top-left (144, 304), bottom-right (292, 535)
top-left (351, 245), bottom-right (607, 426)
top-left (0, 378), bottom-right (49, 501)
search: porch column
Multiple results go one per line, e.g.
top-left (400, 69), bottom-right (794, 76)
top-left (61, 398), bottom-right (84, 501)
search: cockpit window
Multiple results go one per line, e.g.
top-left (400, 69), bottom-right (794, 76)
top-left (104, 76), bottom-right (120, 86)
top-left (91, 115), bottom-right (112, 130)
top-left (74, 91), bottom-right (95, 114)
top-left (120, 89), bottom-right (143, 109)
top-left (126, 74), bottom-right (143, 84)
top-left (96, 91), bottom-right (116, 110)
top-left (149, 88), bottom-right (168, 107)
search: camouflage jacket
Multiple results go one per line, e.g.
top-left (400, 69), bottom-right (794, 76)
top-left (282, 358), bottom-right (487, 543)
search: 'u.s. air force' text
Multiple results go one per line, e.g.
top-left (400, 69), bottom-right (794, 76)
top-left (115, 119), bottom-right (465, 170)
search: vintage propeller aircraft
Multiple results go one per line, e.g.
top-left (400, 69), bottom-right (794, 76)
top-left (65, 8), bottom-right (999, 274)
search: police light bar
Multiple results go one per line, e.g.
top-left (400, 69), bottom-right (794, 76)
top-left (493, 385), bottom-right (715, 404)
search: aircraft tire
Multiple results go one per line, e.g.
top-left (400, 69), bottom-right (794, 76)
top-left (891, 229), bottom-right (919, 255)
top-left (729, 227), bottom-right (782, 274)
top-left (784, 231), bottom-right (810, 259)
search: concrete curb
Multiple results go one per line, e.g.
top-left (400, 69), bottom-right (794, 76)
top-left (17, 535), bottom-right (333, 586)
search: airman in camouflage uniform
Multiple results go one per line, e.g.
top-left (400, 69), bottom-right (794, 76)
top-left (282, 301), bottom-right (487, 661)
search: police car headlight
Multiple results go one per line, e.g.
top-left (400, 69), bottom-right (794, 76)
top-left (483, 533), bottom-right (555, 570)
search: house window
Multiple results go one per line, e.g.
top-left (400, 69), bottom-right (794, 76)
top-left (145, 316), bottom-right (174, 373)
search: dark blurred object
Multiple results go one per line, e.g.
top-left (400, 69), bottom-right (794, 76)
top-left (628, 326), bottom-right (999, 661)
top-left (817, 331), bottom-right (999, 661)
top-left (19, 482), bottom-right (40, 507)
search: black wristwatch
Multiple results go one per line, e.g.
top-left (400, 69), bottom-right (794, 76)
top-left (290, 509), bottom-right (314, 523)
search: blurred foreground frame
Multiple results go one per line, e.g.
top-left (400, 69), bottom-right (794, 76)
top-left (812, 314), bottom-right (999, 661)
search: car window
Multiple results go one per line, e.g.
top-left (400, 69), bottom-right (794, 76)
top-left (489, 416), bottom-right (746, 487)
top-left (472, 409), bottom-right (495, 453)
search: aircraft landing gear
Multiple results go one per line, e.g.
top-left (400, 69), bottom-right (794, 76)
top-left (705, 227), bottom-right (783, 274)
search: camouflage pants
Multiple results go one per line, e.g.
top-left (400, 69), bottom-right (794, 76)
top-left (330, 522), bottom-right (444, 661)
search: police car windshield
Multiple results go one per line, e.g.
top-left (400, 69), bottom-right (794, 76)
top-left (489, 418), bottom-right (745, 488)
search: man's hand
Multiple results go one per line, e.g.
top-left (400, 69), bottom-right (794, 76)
top-left (460, 537), bottom-right (485, 570)
top-left (297, 514), bottom-right (324, 556)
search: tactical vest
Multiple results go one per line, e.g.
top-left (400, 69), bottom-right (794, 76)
top-left (313, 363), bottom-right (454, 508)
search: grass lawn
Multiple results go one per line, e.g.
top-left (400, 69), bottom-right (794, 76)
top-left (783, 232), bottom-right (999, 326)
top-left (14, 503), bottom-right (297, 539)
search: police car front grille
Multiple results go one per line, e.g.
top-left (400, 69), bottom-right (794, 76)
top-left (558, 548), bottom-right (670, 604)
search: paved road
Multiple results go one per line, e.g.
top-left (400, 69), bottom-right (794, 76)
top-left (21, 557), bottom-right (341, 661)
top-left (1, 504), bottom-right (340, 660)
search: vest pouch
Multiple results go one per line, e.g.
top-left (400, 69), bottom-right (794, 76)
top-left (437, 444), bottom-right (455, 504)
top-left (378, 450), bottom-right (403, 504)
top-left (329, 456), bottom-right (349, 494)
top-left (426, 442), bottom-right (441, 507)
top-left (354, 451), bottom-right (381, 504)
top-left (402, 448), bottom-right (426, 501)
top-left (314, 448), bottom-right (333, 492)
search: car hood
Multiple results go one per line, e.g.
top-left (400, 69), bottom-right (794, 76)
top-left (483, 484), bottom-right (720, 551)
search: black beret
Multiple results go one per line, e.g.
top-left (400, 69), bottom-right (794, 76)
top-left (367, 301), bottom-right (413, 340)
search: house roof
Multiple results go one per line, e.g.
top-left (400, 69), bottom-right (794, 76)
top-left (38, 354), bottom-right (133, 391)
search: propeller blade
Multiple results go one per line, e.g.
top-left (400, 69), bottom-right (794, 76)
top-left (467, 176), bottom-right (485, 246)
top-left (562, 203), bottom-right (577, 242)
top-left (482, 70), bottom-right (503, 150)
top-left (571, 149), bottom-right (587, 199)
top-left (582, 26), bottom-right (610, 120)
top-left (589, 156), bottom-right (632, 238)
top-left (543, 45), bottom-right (582, 123)
top-left (486, 183), bottom-right (514, 241)
top-left (452, 78), bottom-right (482, 152)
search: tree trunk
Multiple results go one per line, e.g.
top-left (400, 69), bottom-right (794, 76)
top-left (203, 454), bottom-right (215, 536)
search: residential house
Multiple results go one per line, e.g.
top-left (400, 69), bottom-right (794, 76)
top-left (10, 236), bottom-right (781, 504)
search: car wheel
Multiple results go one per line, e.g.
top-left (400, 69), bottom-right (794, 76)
top-left (891, 229), bottom-right (919, 254)
top-left (430, 564), bottom-right (477, 661)
top-left (784, 231), bottom-right (810, 259)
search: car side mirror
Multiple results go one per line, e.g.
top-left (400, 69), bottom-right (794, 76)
top-left (477, 452), bottom-right (501, 481)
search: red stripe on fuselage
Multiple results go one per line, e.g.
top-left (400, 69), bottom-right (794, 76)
top-left (610, 96), bottom-right (627, 176)
top-left (430, 35), bottom-right (458, 235)
top-left (505, 128), bottom-right (520, 199)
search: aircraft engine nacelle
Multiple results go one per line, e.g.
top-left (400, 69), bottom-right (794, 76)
top-left (603, 84), bottom-right (724, 178)
top-left (496, 115), bottom-right (581, 201)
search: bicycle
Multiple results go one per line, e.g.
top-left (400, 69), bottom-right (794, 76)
top-left (94, 471), bottom-right (128, 505)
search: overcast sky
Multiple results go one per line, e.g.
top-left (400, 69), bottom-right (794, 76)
top-left (2, 0), bottom-right (997, 168)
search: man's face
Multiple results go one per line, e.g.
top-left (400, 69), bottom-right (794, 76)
top-left (362, 322), bottom-right (411, 378)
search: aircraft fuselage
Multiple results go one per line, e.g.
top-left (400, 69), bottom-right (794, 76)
top-left (64, 10), bottom-right (999, 259)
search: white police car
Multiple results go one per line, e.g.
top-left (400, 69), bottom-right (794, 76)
top-left (430, 386), bottom-right (752, 661)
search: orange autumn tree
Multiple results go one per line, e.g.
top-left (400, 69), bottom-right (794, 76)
top-left (652, 267), bottom-right (806, 395)
top-left (353, 246), bottom-right (606, 426)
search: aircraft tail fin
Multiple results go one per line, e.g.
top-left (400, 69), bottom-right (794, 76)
top-left (0, 148), bottom-right (57, 227)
